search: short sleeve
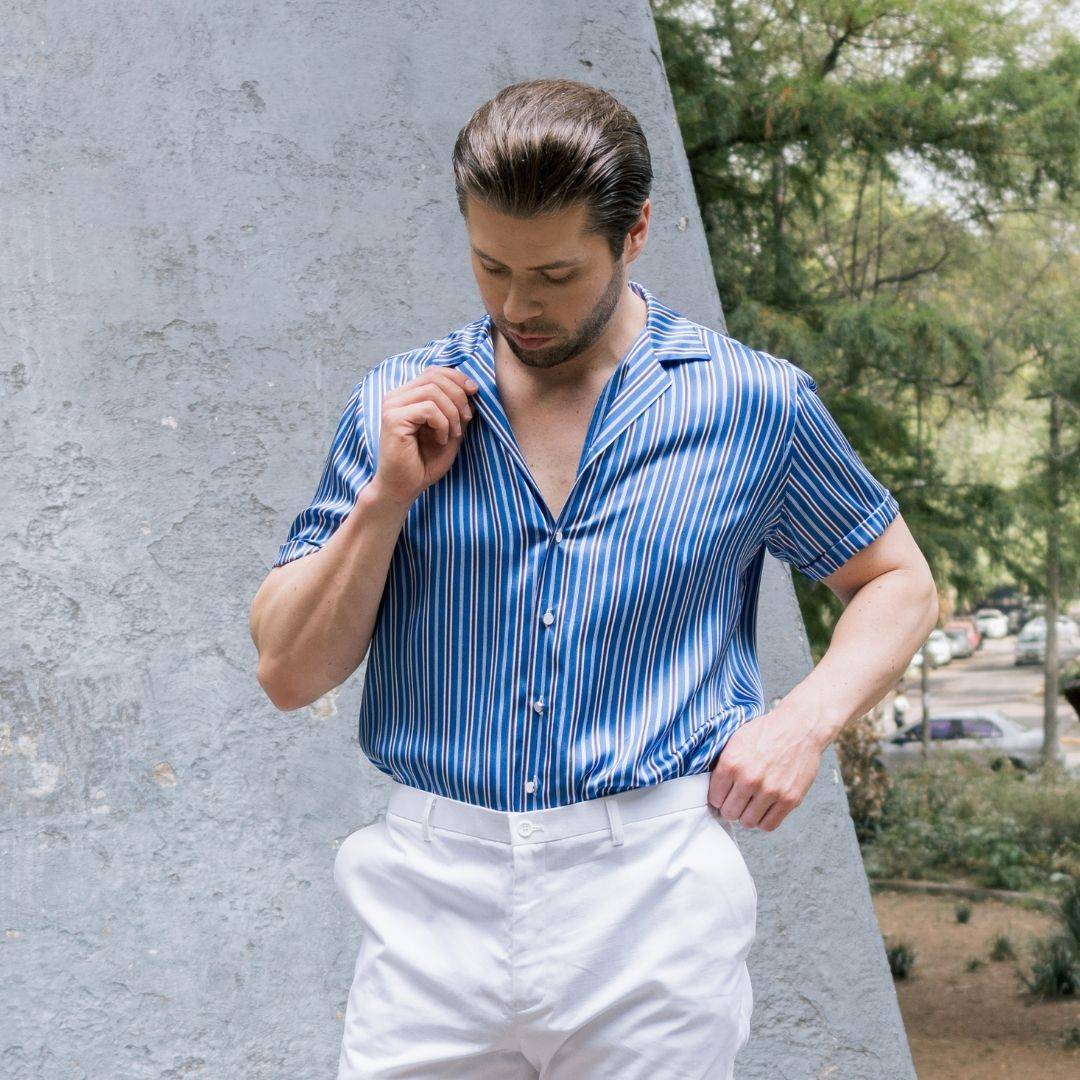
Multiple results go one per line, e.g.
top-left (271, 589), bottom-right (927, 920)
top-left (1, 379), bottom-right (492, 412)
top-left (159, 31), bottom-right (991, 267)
top-left (272, 378), bottom-right (376, 567)
top-left (764, 366), bottom-right (900, 581)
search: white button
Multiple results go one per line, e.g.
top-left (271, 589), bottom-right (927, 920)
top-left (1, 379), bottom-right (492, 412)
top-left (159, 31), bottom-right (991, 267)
top-left (525, 779), bottom-right (537, 793)
top-left (553, 530), bottom-right (564, 543)
top-left (542, 611), bottom-right (555, 626)
top-left (532, 698), bottom-right (545, 714)
top-left (517, 821), bottom-right (534, 836)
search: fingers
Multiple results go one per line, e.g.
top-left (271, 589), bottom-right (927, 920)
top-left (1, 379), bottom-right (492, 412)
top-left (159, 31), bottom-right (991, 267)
top-left (385, 369), bottom-right (478, 442)
top-left (429, 369), bottom-right (478, 423)
top-left (412, 399), bottom-right (453, 445)
top-left (425, 380), bottom-right (466, 439)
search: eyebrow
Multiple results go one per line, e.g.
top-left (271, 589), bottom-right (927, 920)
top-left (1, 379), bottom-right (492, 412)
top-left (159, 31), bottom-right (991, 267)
top-left (471, 246), bottom-right (583, 271)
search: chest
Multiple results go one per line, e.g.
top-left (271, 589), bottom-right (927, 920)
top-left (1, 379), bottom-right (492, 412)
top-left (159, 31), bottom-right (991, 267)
top-left (500, 384), bottom-right (604, 523)
top-left (396, 370), bottom-right (785, 611)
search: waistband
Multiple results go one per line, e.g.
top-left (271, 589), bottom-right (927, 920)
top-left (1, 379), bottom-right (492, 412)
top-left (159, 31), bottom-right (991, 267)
top-left (385, 771), bottom-right (730, 847)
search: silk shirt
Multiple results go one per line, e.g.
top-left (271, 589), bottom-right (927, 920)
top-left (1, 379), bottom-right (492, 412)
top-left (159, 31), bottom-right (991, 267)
top-left (273, 279), bottom-right (900, 810)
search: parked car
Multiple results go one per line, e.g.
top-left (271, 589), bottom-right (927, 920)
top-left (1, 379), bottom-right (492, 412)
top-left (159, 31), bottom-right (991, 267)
top-left (973, 607), bottom-right (1010, 638)
top-left (1014, 616), bottom-right (1080, 666)
top-left (876, 709), bottom-right (1052, 771)
top-left (966, 618), bottom-right (985, 651)
top-left (923, 628), bottom-right (954, 667)
top-left (943, 621), bottom-right (977, 658)
top-left (906, 629), bottom-right (952, 673)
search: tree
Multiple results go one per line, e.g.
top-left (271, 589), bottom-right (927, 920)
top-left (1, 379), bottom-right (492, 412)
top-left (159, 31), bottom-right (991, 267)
top-left (654, 0), bottom-right (1080, 657)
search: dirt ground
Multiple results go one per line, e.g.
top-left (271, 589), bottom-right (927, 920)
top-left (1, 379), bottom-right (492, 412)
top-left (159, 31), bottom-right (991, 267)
top-left (871, 888), bottom-right (1080, 1078)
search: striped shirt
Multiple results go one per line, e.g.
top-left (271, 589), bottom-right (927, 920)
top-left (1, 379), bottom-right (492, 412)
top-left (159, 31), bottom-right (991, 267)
top-left (273, 279), bottom-right (900, 811)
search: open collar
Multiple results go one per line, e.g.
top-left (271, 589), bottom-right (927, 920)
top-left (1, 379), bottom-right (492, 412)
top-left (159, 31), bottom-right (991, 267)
top-left (423, 281), bottom-right (712, 517)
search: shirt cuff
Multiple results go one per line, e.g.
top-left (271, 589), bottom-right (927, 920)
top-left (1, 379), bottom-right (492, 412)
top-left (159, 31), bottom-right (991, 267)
top-left (794, 492), bottom-right (901, 582)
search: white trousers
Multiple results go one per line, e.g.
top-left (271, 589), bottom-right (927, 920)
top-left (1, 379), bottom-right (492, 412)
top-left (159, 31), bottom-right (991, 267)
top-left (333, 770), bottom-right (757, 1079)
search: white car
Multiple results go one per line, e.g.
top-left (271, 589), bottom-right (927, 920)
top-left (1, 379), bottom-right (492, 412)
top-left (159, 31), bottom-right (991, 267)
top-left (973, 608), bottom-right (1010, 638)
top-left (876, 709), bottom-right (1051, 771)
top-left (1014, 616), bottom-right (1080, 666)
top-left (922, 628), bottom-right (953, 668)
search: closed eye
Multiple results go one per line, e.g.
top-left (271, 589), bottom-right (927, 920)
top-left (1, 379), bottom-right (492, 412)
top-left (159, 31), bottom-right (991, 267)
top-left (481, 265), bottom-right (575, 285)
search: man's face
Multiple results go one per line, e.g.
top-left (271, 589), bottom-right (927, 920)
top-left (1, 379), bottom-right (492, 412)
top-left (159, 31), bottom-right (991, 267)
top-left (464, 195), bottom-right (634, 370)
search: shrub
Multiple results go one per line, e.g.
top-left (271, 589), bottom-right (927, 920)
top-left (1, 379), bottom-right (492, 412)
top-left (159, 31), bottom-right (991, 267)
top-left (1060, 874), bottom-right (1080, 944)
top-left (1019, 875), bottom-right (1080, 999)
top-left (887, 941), bottom-right (916, 979)
top-left (835, 712), bottom-right (891, 843)
top-left (1020, 932), bottom-right (1080, 997)
top-left (859, 756), bottom-right (1080, 890)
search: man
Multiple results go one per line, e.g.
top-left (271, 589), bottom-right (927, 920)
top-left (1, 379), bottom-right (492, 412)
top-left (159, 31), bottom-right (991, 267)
top-left (249, 78), bottom-right (938, 1079)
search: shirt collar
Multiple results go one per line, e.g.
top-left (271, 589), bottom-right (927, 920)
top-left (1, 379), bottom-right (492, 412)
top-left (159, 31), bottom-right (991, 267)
top-left (426, 279), bottom-right (711, 368)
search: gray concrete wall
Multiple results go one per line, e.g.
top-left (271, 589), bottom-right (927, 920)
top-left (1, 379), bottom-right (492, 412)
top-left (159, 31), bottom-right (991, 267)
top-left (1, 1), bottom-right (915, 1076)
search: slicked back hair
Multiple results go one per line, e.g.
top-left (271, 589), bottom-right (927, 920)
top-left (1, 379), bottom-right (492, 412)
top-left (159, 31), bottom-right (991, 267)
top-left (452, 78), bottom-right (653, 263)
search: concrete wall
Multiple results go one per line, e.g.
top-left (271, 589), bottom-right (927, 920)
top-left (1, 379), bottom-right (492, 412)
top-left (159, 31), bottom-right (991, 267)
top-left (1, 1), bottom-right (915, 1076)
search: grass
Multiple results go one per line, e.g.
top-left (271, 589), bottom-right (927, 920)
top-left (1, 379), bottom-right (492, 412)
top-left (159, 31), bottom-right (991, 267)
top-left (989, 933), bottom-right (1015, 960)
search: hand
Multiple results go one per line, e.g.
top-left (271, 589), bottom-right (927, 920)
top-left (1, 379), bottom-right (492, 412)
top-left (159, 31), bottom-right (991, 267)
top-left (707, 709), bottom-right (825, 831)
top-left (371, 369), bottom-right (479, 506)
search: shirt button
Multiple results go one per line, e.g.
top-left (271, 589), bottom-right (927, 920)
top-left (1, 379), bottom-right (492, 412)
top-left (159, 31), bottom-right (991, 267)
top-left (553, 530), bottom-right (564, 543)
top-left (525, 779), bottom-right (537, 793)
top-left (532, 698), bottom-right (545, 714)
top-left (517, 821), bottom-right (534, 837)
top-left (541, 611), bottom-right (555, 626)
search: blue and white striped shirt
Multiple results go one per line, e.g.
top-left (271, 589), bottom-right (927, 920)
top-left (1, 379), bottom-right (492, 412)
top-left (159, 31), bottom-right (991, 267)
top-left (273, 279), bottom-right (900, 810)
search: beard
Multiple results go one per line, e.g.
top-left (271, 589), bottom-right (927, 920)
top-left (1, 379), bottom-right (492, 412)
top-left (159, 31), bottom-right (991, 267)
top-left (498, 261), bottom-right (627, 370)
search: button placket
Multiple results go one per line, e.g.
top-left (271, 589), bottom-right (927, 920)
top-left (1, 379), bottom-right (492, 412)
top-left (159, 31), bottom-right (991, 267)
top-left (522, 527), bottom-right (568, 809)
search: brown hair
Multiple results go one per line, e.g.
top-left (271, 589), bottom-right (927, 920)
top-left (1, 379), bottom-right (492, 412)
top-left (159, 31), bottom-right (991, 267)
top-left (452, 78), bottom-right (653, 262)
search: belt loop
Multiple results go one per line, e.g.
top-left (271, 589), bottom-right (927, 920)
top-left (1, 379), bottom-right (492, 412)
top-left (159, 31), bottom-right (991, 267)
top-left (604, 796), bottom-right (624, 846)
top-left (422, 794), bottom-right (437, 842)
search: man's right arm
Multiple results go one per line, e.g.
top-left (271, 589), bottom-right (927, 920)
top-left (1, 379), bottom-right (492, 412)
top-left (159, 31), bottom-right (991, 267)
top-left (249, 478), bottom-right (412, 711)
top-left (250, 365), bottom-right (477, 711)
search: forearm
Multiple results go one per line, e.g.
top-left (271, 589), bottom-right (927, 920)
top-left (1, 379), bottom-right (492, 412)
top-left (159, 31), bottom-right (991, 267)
top-left (776, 567), bottom-right (939, 751)
top-left (251, 479), bottom-right (412, 710)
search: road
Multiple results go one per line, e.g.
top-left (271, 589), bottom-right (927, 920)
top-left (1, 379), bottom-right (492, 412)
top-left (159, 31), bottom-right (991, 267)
top-left (897, 634), bottom-right (1080, 773)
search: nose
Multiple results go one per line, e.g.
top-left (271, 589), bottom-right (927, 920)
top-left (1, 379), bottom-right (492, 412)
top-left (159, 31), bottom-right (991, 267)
top-left (502, 282), bottom-right (543, 327)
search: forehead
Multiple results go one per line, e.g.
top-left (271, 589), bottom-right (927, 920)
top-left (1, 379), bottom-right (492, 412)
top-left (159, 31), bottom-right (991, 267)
top-left (464, 195), bottom-right (599, 265)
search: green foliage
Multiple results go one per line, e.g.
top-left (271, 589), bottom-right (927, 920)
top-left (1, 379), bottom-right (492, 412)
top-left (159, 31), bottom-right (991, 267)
top-left (955, 901), bottom-right (972, 923)
top-left (1021, 931), bottom-right (1080, 997)
top-left (834, 711), bottom-right (892, 842)
top-left (859, 756), bottom-right (1080, 889)
top-left (653, 0), bottom-right (1080, 643)
top-left (887, 940), bottom-right (916, 978)
top-left (1020, 875), bottom-right (1080, 998)
top-left (1061, 874), bottom-right (1080, 945)
top-left (989, 933), bottom-right (1015, 960)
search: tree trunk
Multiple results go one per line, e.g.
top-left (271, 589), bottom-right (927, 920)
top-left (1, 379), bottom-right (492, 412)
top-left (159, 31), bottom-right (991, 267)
top-left (1043, 391), bottom-right (1062, 768)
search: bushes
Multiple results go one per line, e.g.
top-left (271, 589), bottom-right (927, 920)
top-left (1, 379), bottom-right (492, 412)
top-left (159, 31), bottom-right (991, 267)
top-left (1021, 877), bottom-right (1080, 998)
top-left (887, 941), bottom-right (916, 979)
top-left (835, 712), bottom-right (891, 843)
top-left (856, 755), bottom-right (1080, 891)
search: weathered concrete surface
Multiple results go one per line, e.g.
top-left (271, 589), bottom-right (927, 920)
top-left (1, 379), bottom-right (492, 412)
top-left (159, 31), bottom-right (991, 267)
top-left (1, 1), bottom-right (915, 1076)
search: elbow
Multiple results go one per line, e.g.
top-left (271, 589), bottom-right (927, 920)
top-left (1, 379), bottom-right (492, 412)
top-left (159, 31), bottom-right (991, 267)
top-left (256, 661), bottom-right (310, 713)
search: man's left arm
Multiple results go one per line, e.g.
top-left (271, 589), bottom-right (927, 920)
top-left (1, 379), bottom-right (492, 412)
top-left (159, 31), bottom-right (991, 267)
top-left (708, 513), bottom-right (938, 831)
